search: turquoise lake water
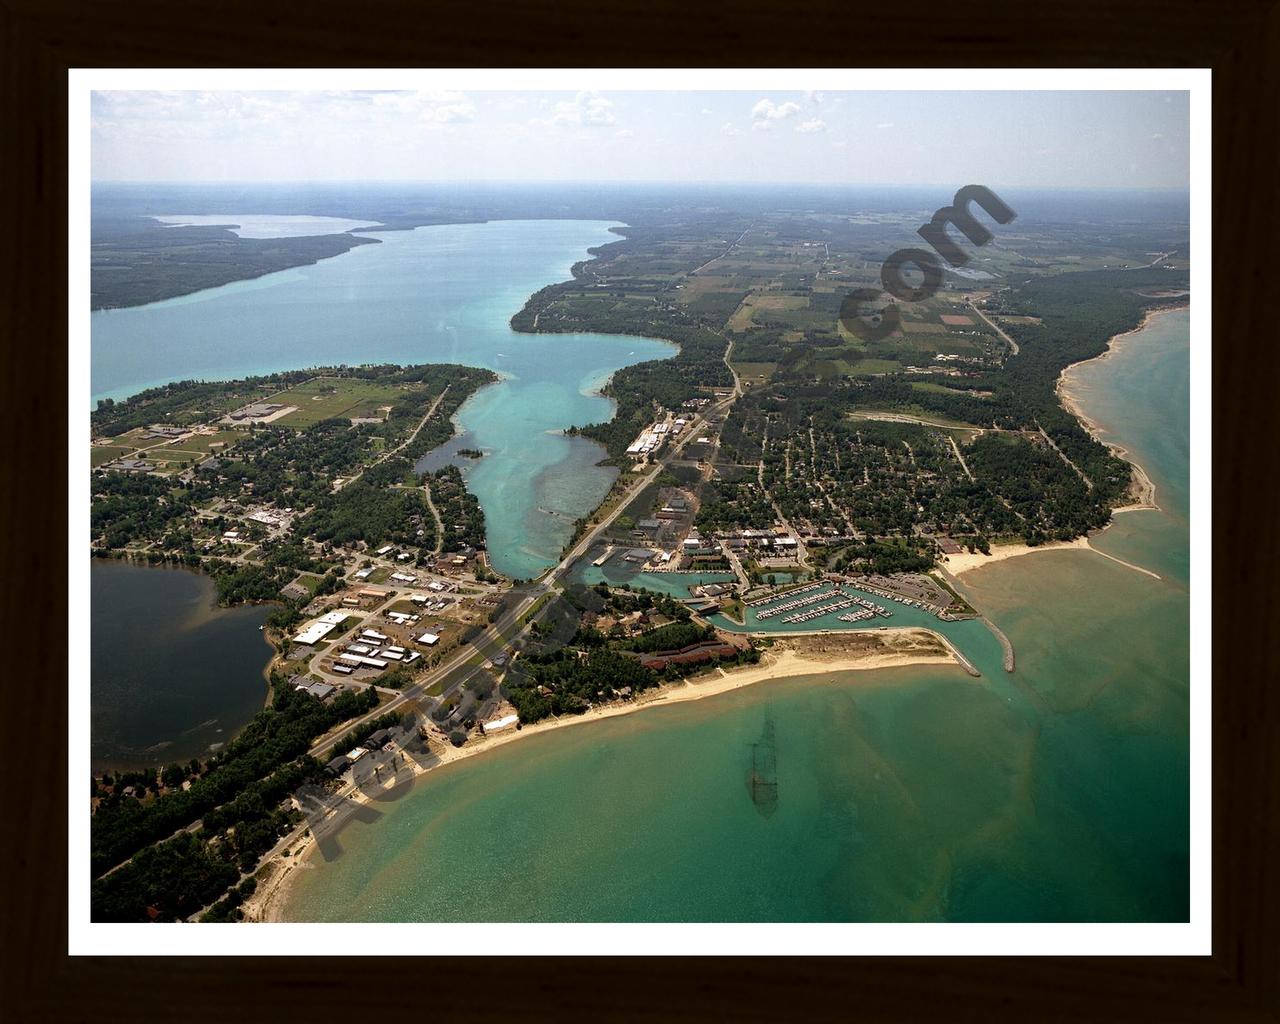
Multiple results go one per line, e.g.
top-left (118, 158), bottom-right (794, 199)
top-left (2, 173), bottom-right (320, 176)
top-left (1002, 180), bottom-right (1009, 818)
top-left (281, 305), bottom-right (1192, 923)
top-left (91, 220), bottom-right (673, 581)
top-left (1067, 308), bottom-right (1191, 586)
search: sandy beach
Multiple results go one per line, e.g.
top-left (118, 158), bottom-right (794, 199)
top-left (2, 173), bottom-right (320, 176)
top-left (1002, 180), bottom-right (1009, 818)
top-left (1057, 303), bottom-right (1188, 512)
top-left (943, 304), bottom-right (1186, 581)
top-left (243, 627), bottom-right (959, 922)
top-left (242, 307), bottom-right (1187, 923)
top-left (942, 537), bottom-right (1092, 576)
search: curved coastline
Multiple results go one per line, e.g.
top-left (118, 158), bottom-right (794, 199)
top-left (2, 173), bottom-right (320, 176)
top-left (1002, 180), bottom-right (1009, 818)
top-left (941, 303), bottom-right (1188, 580)
top-left (1057, 303), bottom-right (1189, 512)
top-left (246, 627), bottom-right (964, 922)
top-left (246, 286), bottom-right (1190, 927)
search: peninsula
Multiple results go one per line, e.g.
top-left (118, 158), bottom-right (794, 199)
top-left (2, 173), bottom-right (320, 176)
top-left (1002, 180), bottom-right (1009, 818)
top-left (88, 191), bottom-right (1188, 923)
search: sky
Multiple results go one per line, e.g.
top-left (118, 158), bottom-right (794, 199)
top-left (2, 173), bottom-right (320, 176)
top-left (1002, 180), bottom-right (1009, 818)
top-left (90, 90), bottom-right (1190, 189)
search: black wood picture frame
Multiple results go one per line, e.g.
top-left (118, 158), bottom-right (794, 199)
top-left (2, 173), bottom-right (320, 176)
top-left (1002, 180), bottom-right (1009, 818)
top-left (2, 0), bottom-right (1275, 1019)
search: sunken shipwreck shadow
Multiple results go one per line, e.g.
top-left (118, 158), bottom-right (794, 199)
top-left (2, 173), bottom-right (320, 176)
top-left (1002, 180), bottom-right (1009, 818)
top-left (747, 711), bottom-right (778, 818)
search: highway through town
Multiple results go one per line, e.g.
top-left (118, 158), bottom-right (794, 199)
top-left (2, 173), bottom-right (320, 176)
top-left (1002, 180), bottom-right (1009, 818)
top-left (300, 359), bottom-right (745, 759)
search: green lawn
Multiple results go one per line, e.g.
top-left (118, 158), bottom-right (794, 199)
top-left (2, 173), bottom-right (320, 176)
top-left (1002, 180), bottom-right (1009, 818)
top-left (90, 445), bottom-right (135, 467)
top-left (268, 377), bottom-right (410, 428)
top-left (157, 429), bottom-right (244, 456)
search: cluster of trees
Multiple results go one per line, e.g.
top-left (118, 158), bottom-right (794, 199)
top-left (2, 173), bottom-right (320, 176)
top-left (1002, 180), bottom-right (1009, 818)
top-left (615, 620), bottom-right (712, 654)
top-left (505, 647), bottom-right (657, 721)
top-left (428, 466), bottom-right (486, 552)
top-left (590, 585), bottom-right (692, 621)
top-left (695, 476), bottom-right (777, 535)
top-left (200, 877), bottom-right (258, 923)
top-left (323, 711), bottom-right (405, 762)
top-left (90, 472), bottom-right (192, 548)
top-left (91, 224), bottom-right (379, 311)
top-left (195, 416), bottom-right (380, 511)
top-left (91, 681), bottom-right (379, 878)
top-left (305, 481), bottom-right (431, 549)
top-left (966, 433), bottom-right (1109, 542)
top-left (992, 267), bottom-right (1187, 505)
top-left (91, 830), bottom-right (243, 923)
top-left (819, 538), bottom-right (936, 575)
top-left (94, 759), bottom-right (203, 802)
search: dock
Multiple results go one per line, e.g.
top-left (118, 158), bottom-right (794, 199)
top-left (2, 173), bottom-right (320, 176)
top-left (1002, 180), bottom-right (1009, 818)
top-left (592, 545), bottom-right (615, 567)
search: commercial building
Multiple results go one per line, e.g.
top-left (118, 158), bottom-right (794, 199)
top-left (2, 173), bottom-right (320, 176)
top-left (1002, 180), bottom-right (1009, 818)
top-left (292, 609), bottom-right (349, 646)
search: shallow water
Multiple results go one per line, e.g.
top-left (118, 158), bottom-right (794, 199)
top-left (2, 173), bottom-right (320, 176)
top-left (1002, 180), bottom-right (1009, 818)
top-left (281, 303), bottom-right (1191, 923)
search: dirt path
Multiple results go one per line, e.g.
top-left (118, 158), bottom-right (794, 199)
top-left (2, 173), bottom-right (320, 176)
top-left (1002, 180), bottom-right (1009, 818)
top-left (422, 481), bottom-right (444, 556)
top-left (1036, 420), bottom-right (1093, 491)
top-left (949, 435), bottom-right (974, 481)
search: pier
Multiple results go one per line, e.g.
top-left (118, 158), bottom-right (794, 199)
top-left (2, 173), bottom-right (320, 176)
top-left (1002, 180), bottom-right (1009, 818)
top-left (591, 546), bottom-right (614, 567)
top-left (754, 588), bottom-right (840, 620)
top-left (934, 565), bottom-right (1015, 673)
top-left (779, 597), bottom-right (857, 624)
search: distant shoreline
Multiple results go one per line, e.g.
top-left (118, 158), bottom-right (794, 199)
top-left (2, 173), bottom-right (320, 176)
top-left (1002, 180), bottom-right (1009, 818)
top-left (244, 628), bottom-right (960, 923)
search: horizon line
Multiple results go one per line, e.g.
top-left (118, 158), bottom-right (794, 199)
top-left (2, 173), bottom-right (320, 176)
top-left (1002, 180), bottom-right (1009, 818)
top-left (90, 179), bottom-right (1192, 193)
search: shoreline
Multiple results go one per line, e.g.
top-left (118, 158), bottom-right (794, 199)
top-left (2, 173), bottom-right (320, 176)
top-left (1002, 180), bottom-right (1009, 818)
top-left (945, 303), bottom-right (1187, 580)
top-left (1057, 303), bottom-right (1188, 512)
top-left (244, 628), bottom-right (959, 923)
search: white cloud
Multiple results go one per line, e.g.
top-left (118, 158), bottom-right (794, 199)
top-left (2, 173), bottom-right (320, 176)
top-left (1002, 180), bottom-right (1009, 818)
top-left (720, 122), bottom-right (742, 136)
top-left (700, 107), bottom-right (714, 115)
top-left (615, 128), bottom-right (634, 139)
top-left (796, 119), bottom-right (826, 134)
top-left (369, 90), bottom-right (476, 123)
top-left (807, 90), bottom-right (825, 105)
top-left (751, 98), bottom-right (801, 124)
top-left (876, 122), bottom-right (894, 130)
top-left (542, 91), bottom-right (616, 128)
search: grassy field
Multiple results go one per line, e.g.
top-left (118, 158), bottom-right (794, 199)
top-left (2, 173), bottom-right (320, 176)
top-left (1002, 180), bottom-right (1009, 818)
top-left (293, 572), bottom-right (326, 596)
top-left (267, 377), bottom-right (409, 428)
top-left (157, 429), bottom-right (244, 457)
top-left (733, 361), bottom-right (778, 385)
top-left (831, 357), bottom-right (902, 376)
top-left (90, 445), bottom-right (135, 467)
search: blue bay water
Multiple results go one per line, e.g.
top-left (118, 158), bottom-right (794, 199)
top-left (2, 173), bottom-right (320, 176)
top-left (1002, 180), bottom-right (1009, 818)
top-left (280, 305), bottom-right (1191, 923)
top-left (91, 220), bottom-right (673, 580)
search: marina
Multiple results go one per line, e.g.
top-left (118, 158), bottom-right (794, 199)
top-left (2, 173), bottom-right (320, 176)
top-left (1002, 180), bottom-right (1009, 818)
top-left (753, 589), bottom-right (842, 620)
top-left (778, 596), bottom-right (857, 624)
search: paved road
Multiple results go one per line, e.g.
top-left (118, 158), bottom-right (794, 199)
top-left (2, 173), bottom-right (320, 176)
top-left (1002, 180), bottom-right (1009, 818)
top-left (966, 300), bottom-right (1020, 357)
top-left (299, 374), bottom-right (744, 758)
